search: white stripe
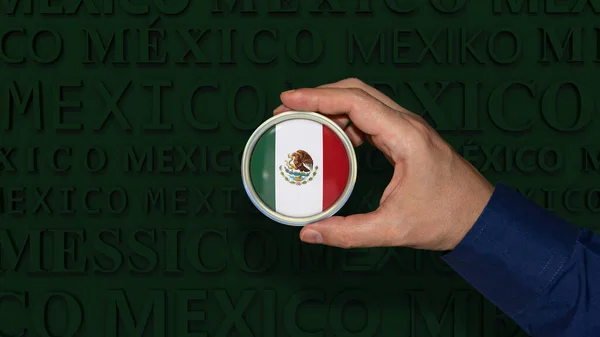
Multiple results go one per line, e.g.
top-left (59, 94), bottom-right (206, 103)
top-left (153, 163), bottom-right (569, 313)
top-left (275, 119), bottom-right (323, 217)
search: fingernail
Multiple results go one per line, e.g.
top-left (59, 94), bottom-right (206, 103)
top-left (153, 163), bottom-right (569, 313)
top-left (273, 104), bottom-right (284, 113)
top-left (282, 89), bottom-right (296, 95)
top-left (301, 229), bottom-right (323, 244)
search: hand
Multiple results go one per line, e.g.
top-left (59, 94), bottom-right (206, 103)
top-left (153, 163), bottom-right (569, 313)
top-left (273, 78), bottom-right (494, 251)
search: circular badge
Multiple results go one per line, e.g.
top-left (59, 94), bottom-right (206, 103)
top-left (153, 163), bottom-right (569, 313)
top-left (241, 111), bottom-right (357, 226)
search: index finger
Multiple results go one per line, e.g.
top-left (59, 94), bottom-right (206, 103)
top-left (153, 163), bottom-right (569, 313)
top-left (319, 78), bottom-right (409, 113)
top-left (279, 88), bottom-right (408, 138)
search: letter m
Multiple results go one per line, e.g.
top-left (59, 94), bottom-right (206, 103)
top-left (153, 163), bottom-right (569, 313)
top-left (105, 290), bottom-right (165, 337)
top-left (83, 29), bottom-right (126, 64)
top-left (540, 28), bottom-right (583, 63)
top-left (144, 188), bottom-right (165, 213)
top-left (0, 229), bottom-right (29, 272)
top-left (3, 81), bottom-right (42, 131)
top-left (348, 32), bottom-right (384, 64)
top-left (410, 290), bottom-right (472, 336)
top-left (582, 147), bottom-right (600, 172)
top-left (124, 146), bottom-right (152, 172)
top-left (493, 0), bottom-right (538, 13)
top-left (293, 242), bottom-right (334, 270)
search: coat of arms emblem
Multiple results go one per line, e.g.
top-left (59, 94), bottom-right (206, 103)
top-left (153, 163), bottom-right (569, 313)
top-left (279, 150), bottom-right (318, 185)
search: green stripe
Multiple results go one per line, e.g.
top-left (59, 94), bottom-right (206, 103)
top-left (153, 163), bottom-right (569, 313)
top-left (250, 126), bottom-right (276, 209)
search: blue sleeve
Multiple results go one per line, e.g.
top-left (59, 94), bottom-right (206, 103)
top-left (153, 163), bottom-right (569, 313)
top-left (442, 183), bottom-right (600, 337)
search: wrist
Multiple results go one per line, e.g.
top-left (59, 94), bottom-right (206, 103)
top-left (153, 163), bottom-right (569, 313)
top-left (448, 179), bottom-right (495, 250)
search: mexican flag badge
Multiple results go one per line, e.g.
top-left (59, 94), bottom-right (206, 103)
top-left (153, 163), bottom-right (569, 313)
top-left (241, 111), bottom-right (357, 226)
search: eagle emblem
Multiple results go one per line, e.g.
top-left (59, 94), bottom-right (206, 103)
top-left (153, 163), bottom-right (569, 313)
top-left (279, 150), bottom-right (318, 185)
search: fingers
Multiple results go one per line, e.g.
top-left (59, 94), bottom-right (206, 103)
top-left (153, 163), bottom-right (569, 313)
top-left (273, 104), bottom-right (292, 114)
top-left (273, 78), bottom-right (409, 146)
top-left (274, 104), bottom-right (351, 130)
top-left (299, 211), bottom-right (392, 248)
top-left (278, 87), bottom-right (407, 138)
top-left (273, 103), bottom-right (365, 146)
top-left (329, 115), bottom-right (366, 146)
top-left (319, 78), bottom-right (409, 113)
top-left (315, 79), bottom-right (399, 145)
top-left (273, 78), bottom-right (408, 114)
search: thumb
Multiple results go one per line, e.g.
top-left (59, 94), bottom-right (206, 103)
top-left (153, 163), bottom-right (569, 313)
top-left (299, 211), bottom-right (390, 248)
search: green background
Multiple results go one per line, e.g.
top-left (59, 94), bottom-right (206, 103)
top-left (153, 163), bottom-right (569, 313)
top-left (1, 0), bottom-right (599, 336)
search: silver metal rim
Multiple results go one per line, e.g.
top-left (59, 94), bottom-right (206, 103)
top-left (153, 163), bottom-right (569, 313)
top-left (241, 111), bottom-right (358, 226)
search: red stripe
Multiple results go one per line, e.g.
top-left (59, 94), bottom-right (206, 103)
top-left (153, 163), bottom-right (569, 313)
top-left (322, 125), bottom-right (350, 211)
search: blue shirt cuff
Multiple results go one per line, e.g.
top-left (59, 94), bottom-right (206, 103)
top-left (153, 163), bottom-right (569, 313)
top-left (442, 183), bottom-right (580, 317)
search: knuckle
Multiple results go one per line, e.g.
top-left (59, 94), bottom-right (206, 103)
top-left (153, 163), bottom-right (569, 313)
top-left (347, 87), bottom-right (365, 95)
top-left (402, 111), bottom-right (428, 126)
top-left (341, 77), bottom-right (365, 87)
top-left (414, 120), bottom-right (431, 135)
top-left (406, 117), bottom-right (452, 157)
top-left (411, 113), bottom-right (429, 125)
top-left (409, 118), bottom-right (430, 137)
top-left (346, 87), bottom-right (369, 100)
top-left (407, 119), bottom-right (435, 148)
